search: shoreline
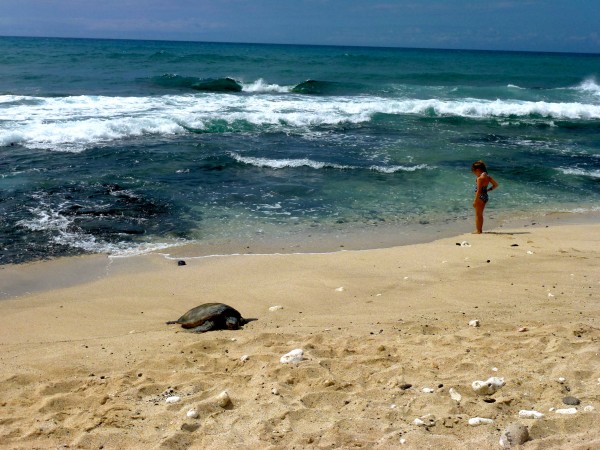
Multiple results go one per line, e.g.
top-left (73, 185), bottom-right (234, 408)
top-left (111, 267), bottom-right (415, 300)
top-left (2, 209), bottom-right (599, 300)
top-left (0, 215), bottom-right (598, 448)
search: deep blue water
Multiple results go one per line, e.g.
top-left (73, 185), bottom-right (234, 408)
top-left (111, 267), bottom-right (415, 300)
top-left (1, 37), bottom-right (599, 264)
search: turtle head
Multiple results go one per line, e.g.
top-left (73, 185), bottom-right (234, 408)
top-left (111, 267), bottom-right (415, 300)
top-left (225, 317), bottom-right (240, 330)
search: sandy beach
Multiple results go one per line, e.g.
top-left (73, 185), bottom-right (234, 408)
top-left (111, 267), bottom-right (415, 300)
top-left (1, 220), bottom-right (599, 449)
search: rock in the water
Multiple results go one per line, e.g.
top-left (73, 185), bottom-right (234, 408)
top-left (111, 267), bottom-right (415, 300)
top-left (177, 260), bottom-right (186, 266)
top-left (499, 423), bottom-right (529, 448)
top-left (563, 396), bottom-right (581, 405)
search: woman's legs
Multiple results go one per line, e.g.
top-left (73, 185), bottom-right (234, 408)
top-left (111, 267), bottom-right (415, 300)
top-left (473, 200), bottom-right (485, 233)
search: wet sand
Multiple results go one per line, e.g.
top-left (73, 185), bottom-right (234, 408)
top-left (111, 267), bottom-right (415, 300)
top-left (0, 221), bottom-right (599, 449)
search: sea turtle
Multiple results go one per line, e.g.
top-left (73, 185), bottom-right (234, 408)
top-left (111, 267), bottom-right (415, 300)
top-left (166, 303), bottom-right (256, 333)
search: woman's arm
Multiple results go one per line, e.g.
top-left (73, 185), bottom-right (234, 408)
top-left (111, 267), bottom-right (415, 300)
top-left (488, 176), bottom-right (499, 191)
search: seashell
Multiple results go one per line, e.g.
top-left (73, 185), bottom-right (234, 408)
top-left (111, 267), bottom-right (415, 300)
top-left (526, 251), bottom-right (534, 255)
top-left (469, 319), bottom-right (480, 327)
top-left (555, 407), bottom-right (577, 415)
top-left (468, 417), bottom-right (494, 426)
top-left (472, 377), bottom-right (505, 395)
top-left (460, 241), bottom-right (471, 247)
top-left (413, 418), bottom-right (426, 426)
top-left (216, 391), bottom-right (231, 408)
top-left (449, 388), bottom-right (462, 402)
top-left (558, 377), bottom-right (566, 383)
top-left (271, 387), bottom-right (280, 395)
top-left (335, 287), bottom-right (345, 292)
top-left (499, 423), bottom-right (529, 448)
top-left (518, 409), bottom-right (544, 419)
top-left (280, 348), bottom-right (304, 364)
top-left (400, 438), bottom-right (407, 445)
top-left (240, 355), bottom-right (250, 362)
top-left (165, 396), bottom-right (181, 404)
top-left (186, 409), bottom-right (199, 419)
top-left (268, 305), bottom-right (284, 312)
top-left (422, 387), bottom-right (434, 393)
top-left (584, 405), bottom-right (595, 412)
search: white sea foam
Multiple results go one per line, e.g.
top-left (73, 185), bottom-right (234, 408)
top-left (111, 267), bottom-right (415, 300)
top-left (230, 152), bottom-right (430, 173)
top-left (17, 201), bottom-right (184, 257)
top-left (556, 167), bottom-right (600, 179)
top-left (576, 78), bottom-right (600, 95)
top-left (241, 78), bottom-right (291, 93)
top-left (3, 93), bottom-right (600, 152)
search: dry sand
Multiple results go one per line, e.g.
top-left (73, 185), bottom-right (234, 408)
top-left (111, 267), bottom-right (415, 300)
top-left (0, 222), bottom-right (599, 449)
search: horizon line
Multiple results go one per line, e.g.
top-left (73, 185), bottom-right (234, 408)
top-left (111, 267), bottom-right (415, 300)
top-left (2, 34), bottom-right (599, 57)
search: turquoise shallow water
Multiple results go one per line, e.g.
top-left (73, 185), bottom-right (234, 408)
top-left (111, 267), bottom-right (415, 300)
top-left (1, 37), bottom-right (599, 264)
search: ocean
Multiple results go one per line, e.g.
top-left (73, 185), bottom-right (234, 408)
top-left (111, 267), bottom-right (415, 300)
top-left (1, 36), bottom-right (599, 265)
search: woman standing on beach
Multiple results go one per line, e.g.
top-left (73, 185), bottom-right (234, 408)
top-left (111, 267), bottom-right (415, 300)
top-left (471, 160), bottom-right (499, 234)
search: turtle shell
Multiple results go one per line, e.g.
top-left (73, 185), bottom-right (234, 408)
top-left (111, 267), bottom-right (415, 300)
top-left (173, 303), bottom-right (243, 329)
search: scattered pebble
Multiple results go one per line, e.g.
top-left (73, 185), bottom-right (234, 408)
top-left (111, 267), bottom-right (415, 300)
top-left (469, 319), bottom-right (480, 327)
top-left (563, 396), bottom-right (581, 406)
top-left (584, 405), bottom-right (595, 412)
top-left (413, 415), bottom-right (435, 427)
top-left (468, 417), bottom-right (494, 426)
top-left (518, 327), bottom-right (528, 332)
top-left (472, 377), bottom-right (505, 395)
top-left (449, 388), bottom-right (462, 403)
top-left (165, 396), bottom-right (181, 404)
top-left (527, 251), bottom-right (534, 255)
top-left (268, 305), bottom-right (284, 312)
top-left (280, 348), bottom-right (304, 364)
top-left (271, 387), bottom-right (280, 395)
top-left (400, 438), bottom-right (407, 445)
top-left (335, 287), bottom-right (345, 292)
top-left (518, 410), bottom-right (544, 419)
top-left (400, 383), bottom-right (413, 390)
top-left (180, 422), bottom-right (200, 432)
top-left (177, 260), bottom-right (186, 266)
top-left (240, 355), bottom-right (250, 362)
top-left (186, 409), bottom-right (199, 419)
top-left (422, 387), bottom-right (435, 393)
top-left (499, 423), bottom-right (529, 448)
top-left (558, 377), bottom-right (566, 384)
top-left (216, 391), bottom-right (231, 408)
top-left (547, 293), bottom-right (554, 298)
top-left (390, 404), bottom-right (397, 409)
top-left (555, 407), bottom-right (577, 415)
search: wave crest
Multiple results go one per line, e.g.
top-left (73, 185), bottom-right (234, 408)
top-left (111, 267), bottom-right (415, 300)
top-left (230, 152), bottom-right (429, 173)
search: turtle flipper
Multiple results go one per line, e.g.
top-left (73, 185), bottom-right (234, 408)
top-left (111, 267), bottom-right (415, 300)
top-left (187, 320), bottom-right (216, 333)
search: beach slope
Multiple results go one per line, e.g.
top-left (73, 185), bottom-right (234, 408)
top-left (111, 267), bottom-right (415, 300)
top-left (0, 223), bottom-right (599, 449)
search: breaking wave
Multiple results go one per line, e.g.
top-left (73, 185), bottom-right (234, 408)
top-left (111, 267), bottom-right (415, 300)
top-left (2, 92), bottom-right (600, 152)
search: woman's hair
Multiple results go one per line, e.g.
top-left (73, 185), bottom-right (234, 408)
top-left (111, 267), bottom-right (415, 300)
top-left (471, 160), bottom-right (487, 173)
